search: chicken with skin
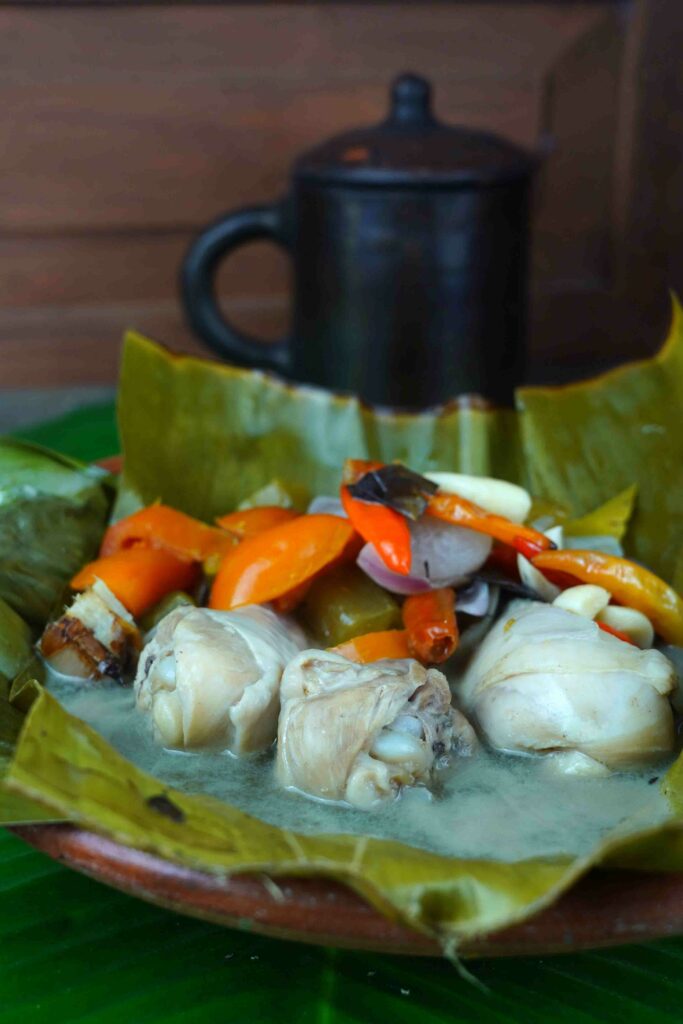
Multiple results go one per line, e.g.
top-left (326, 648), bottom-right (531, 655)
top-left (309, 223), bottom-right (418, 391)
top-left (135, 605), bottom-right (305, 753)
top-left (276, 650), bottom-right (473, 808)
top-left (457, 598), bottom-right (676, 770)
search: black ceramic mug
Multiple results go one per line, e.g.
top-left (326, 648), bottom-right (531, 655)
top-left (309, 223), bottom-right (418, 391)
top-left (181, 75), bottom-right (536, 408)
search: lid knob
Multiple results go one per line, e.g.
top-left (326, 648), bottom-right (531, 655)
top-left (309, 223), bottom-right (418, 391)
top-left (388, 73), bottom-right (435, 127)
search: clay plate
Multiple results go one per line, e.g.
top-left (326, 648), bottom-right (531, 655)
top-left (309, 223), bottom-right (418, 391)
top-left (10, 823), bottom-right (683, 957)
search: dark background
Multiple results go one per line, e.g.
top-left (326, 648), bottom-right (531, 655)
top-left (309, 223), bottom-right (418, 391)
top-left (2, 0), bottom-right (681, 387)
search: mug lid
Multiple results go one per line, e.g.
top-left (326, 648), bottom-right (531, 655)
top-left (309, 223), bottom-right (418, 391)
top-left (295, 73), bottom-right (537, 188)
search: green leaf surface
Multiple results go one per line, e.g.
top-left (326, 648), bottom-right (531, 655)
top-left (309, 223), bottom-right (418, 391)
top-left (118, 331), bottom-right (521, 521)
top-left (0, 596), bottom-right (32, 681)
top-left (4, 826), bottom-right (683, 1024)
top-left (517, 297), bottom-right (683, 582)
top-left (0, 439), bottom-right (112, 624)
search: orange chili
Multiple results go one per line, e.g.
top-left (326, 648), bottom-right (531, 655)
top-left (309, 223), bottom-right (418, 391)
top-left (532, 549), bottom-right (683, 646)
top-left (209, 514), bottom-right (356, 611)
top-left (597, 621), bottom-right (637, 646)
top-left (340, 485), bottom-right (412, 575)
top-left (71, 547), bottom-right (199, 618)
top-left (427, 492), bottom-right (553, 560)
top-left (402, 587), bottom-right (458, 664)
top-left (100, 504), bottom-right (235, 563)
top-left (216, 506), bottom-right (299, 540)
top-left (331, 629), bottom-right (411, 663)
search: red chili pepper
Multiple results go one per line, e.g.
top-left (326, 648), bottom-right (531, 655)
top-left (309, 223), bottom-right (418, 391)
top-left (427, 492), bottom-right (553, 560)
top-left (532, 549), bottom-right (683, 646)
top-left (340, 485), bottom-right (412, 575)
top-left (597, 621), bottom-right (638, 646)
top-left (485, 542), bottom-right (521, 580)
top-left (402, 587), bottom-right (458, 664)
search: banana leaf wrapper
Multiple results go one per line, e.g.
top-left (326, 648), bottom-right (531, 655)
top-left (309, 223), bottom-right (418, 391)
top-left (3, 303), bottom-right (683, 947)
top-left (0, 441), bottom-right (112, 824)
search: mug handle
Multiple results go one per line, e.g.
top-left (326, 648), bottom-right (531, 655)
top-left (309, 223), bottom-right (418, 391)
top-left (181, 203), bottom-right (290, 372)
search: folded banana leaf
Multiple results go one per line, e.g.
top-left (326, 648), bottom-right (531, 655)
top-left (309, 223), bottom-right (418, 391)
top-left (0, 439), bottom-right (112, 624)
top-left (517, 297), bottom-right (683, 583)
top-left (117, 331), bottom-right (523, 520)
top-left (3, 301), bottom-right (683, 949)
top-left (0, 441), bottom-right (111, 824)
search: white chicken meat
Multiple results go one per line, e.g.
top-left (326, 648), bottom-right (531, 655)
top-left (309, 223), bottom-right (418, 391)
top-left (456, 598), bottom-right (676, 769)
top-left (135, 605), bottom-right (306, 753)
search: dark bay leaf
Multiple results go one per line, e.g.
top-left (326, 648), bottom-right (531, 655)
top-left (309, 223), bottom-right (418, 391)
top-left (348, 463), bottom-right (438, 520)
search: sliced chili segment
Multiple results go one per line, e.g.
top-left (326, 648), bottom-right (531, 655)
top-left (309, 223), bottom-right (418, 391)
top-left (340, 485), bottom-right (412, 575)
top-left (72, 548), bottom-right (199, 618)
top-left (209, 514), bottom-right (356, 611)
top-left (100, 504), bottom-right (234, 563)
top-left (331, 629), bottom-right (411, 663)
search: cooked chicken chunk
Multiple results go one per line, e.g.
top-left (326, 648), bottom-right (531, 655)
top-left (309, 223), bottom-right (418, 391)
top-left (277, 650), bottom-right (469, 808)
top-left (135, 605), bottom-right (305, 753)
top-left (457, 598), bottom-right (675, 769)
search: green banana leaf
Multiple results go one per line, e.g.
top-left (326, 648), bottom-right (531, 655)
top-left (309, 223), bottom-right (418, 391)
top-left (117, 331), bottom-right (522, 520)
top-left (0, 597), bottom-right (32, 682)
top-left (0, 442), bottom-right (111, 824)
top-left (3, 302), bottom-right (683, 951)
top-left (7, 827), bottom-right (683, 1024)
top-left (0, 440), bottom-right (112, 624)
top-left (517, 296), bottom-right (683, 583)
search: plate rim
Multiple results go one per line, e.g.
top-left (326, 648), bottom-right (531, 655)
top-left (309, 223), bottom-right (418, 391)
top-left (11, 822), bottom-right (683, 958)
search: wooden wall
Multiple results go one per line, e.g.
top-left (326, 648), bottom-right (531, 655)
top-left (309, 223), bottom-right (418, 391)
top-left (1, 1), bottom-right (681, 387)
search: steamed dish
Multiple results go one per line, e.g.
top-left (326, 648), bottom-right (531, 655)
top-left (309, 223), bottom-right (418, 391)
top-left (38, 458), bottom-right (683, 821)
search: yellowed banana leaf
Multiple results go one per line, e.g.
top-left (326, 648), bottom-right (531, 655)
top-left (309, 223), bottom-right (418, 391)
top-left (3, 301), bottom-right (683, 948)
top-left (517, 296), bottom-right (683, 582)
top-left (117, 331), bottom-right (523, 520)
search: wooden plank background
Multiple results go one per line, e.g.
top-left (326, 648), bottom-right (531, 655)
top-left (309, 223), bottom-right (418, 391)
top-left (0, 1), bottom-right (679, 387)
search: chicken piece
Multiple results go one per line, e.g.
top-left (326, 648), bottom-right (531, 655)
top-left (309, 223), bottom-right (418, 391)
top-left (277, 650), bottom-right (467, 808)
top-left (39, 580), bottom-right (141, 684)
top-left (457, 598), bottom-right (675, 769)
top-left (135, 604), bottom-right (305, 753)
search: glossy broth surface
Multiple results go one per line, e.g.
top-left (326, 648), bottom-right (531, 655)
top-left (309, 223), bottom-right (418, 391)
top-left (48, 673), bottom-right (675, 863)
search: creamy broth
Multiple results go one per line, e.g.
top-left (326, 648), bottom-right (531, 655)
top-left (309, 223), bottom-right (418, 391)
top-left (47, 672), bottom-right (676, 863)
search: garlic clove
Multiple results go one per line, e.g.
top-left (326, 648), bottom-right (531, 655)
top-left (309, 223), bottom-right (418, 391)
top-left (553, 584), bottom-right (611, 619)
top-left (518, 553), bottom-right (561, 602)
top-left (597, 605), bottom-right (655, 649)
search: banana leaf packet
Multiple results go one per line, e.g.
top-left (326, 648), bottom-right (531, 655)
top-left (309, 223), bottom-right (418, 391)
top-left (2, 299), bottom-right (683, 952)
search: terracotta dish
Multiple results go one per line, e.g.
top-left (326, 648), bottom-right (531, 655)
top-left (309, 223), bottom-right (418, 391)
top-left (12, 824), bottom-right (683, 957)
